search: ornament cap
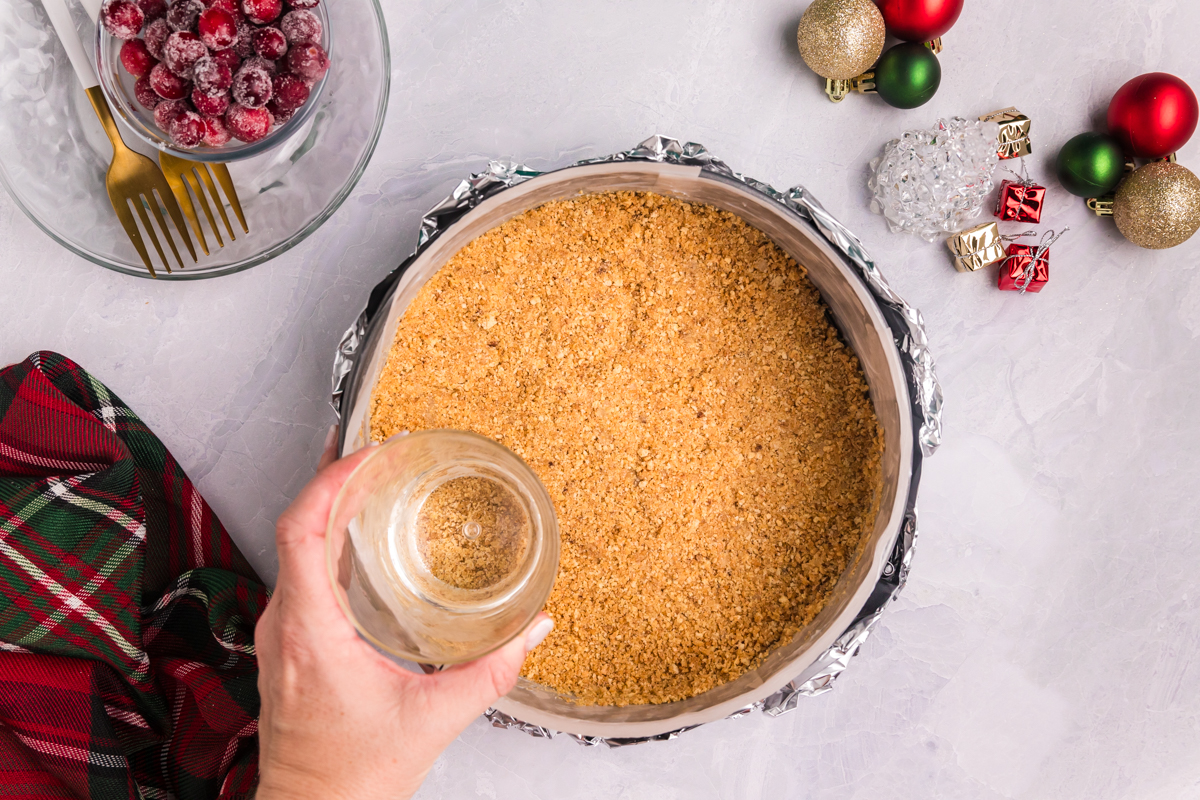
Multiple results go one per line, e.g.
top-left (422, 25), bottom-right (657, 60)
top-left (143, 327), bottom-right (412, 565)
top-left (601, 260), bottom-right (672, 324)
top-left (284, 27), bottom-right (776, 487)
top-left (1086, 197), bottom-right (1115, 217)
top-left (826, 78), bottom-right (852, 103)
top-left (924, 37), bottom-right (943, 54)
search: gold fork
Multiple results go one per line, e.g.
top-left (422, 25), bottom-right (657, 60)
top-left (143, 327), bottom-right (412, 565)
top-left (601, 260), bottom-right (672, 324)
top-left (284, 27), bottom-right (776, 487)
top-left (158, 154), bottom-right (249, 255)
top-left (41, 0), bottom-right (195, 277)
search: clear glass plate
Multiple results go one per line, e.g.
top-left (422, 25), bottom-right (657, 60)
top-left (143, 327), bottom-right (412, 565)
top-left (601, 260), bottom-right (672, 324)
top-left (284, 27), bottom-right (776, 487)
top-left (0, 0), bottom-right (389, 280)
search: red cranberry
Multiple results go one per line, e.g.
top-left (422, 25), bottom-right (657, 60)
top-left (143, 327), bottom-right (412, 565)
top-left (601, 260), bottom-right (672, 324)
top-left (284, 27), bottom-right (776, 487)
top-left (240, 0), bottom-right (281, 25)
top-left (137, 0), bottom-right (166, 20)
top-left (149, 62), bottom-right (190, 99)
top-left (279, 9), bottom-right (319, 44)
top-left (163, 31), bottom-right (208, 77)
top-left (205, 0), bottom-right (240, 14)
top-left (166, 0), bottom-right (204, 31)
top-left (232, 20), bottom-right (254, 57)
top-left (191, 55), bottom-right (232, 93)
top-left (168, 110), bottom-right (206, 147)
top-left (201, 114), bottom-right (232, 145)
top-left (251, 26), bottom-right (287, 60)
top-left (266, 98), bottom-right (295, 124)
top-left (99, 0), bottom-right (144, 40)
top-left (197, 7), bottom-right (237, 50)
top-left (119, 38), bottom-right (156, 78)
top-left (288, 0), bottom-right (318, 8)
top-left (144, 18), bottom-right (169, 59)
top-left (231, 63), bottom-right (272, 107)
top-left (270, 72), bottom-right (308, 111)
top-left (242, 55), bottom-right (277, 74)
top-left (153, 98), bottom-right (188, 130)
top-left (134, 74), bottom-right (161, 108)
top-left (191, 87), bottom-right (230, 116)
top-left (285, 43), bottom-right (328, 82)
top-left (225, 103), bottom-right (272, 142)
top-left (211, 47), bottom-right (241, 72)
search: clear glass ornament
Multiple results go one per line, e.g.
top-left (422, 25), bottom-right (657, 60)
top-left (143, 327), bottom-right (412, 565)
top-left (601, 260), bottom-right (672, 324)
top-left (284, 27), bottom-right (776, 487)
top-left (868, 117), bottom-right (1001, 243)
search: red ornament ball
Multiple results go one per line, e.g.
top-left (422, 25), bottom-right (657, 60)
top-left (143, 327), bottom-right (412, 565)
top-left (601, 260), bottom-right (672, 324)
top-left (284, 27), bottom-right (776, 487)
top-left (1107, 72), bottom-right (1199, 159)
top-left (873, 0), bottom-right (962, 42)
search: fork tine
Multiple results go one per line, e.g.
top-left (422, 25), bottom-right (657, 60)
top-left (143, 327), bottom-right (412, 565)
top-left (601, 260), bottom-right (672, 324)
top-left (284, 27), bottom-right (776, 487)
top-left (187, 167), bottom-right (225, 247)
top-left (196, 165), bottom-right (235, 242)
top-left (149, 190), bottom-right (186, 271)
top-left (160, 161), bottom-right (209, 256)
top-left (132, 195), bottom-right (172, 275)
top-left (210, 163), bottom-right (248, 234)
top-left (109, 194), bottom-right (157, 278)
top-left (150, 173), bottom-right (198, 263)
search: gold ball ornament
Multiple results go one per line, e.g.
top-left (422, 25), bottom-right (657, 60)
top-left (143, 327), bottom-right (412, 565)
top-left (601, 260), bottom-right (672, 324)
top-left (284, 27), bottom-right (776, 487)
top-left (1113, 161), bottom-right (1200, 249)
top-left (797, 0), bottom-right (887, 81)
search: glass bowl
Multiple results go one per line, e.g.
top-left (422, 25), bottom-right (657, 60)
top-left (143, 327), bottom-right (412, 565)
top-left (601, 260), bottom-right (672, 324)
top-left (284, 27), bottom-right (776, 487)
top-left (0, 0), bottom-right (388, 279)
top-left (327, 431), bottom-right (560, 666)
top-left (95, 4), bottom-right (332, 162)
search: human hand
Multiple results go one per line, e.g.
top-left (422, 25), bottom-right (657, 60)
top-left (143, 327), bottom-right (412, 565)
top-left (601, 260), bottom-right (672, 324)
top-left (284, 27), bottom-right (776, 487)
top-left (254, 428), bottom-right (553, 800)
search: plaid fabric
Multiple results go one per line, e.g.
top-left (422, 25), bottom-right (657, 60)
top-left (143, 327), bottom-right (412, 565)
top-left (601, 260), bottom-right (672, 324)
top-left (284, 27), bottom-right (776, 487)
top-left (0, 352), bottom-right (268, 800)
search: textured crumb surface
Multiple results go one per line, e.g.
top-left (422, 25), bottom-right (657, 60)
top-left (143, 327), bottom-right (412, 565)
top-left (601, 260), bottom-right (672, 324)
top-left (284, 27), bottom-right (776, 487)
top-left (415, 476), bottom-right (530, 591)
top-left (370, 191), bottom-right (883, 706)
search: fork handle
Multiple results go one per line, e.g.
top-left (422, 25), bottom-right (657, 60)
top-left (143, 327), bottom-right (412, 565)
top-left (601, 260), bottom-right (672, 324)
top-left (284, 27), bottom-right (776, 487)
top-left (40, 0), bottom-right (100, 89)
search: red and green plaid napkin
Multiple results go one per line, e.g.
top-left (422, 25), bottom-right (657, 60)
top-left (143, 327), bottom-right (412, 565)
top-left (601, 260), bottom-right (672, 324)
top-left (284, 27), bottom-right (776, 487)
top-left (0, 352), bottom-right (269, 800)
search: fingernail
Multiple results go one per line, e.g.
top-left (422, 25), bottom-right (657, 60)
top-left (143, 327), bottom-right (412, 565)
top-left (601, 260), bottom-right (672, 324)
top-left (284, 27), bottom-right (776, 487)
top-left (385, 430), bottom-right (410, 444)
top-left (324, 424), bottom-right (339, 451)
top-left (524, 618), bottom-right (554, 653)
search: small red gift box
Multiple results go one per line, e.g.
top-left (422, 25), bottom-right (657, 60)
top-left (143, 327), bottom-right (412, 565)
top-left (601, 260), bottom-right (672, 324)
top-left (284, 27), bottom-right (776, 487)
top-left (998, 243), bottom-right (1049, 293)
top-left (995, 180), bottom-right (1046, 223)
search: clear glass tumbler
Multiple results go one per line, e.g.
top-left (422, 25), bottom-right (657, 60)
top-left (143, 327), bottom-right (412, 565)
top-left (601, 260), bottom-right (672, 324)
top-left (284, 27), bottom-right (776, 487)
top-left (326, 430), bottom-right (559, 665)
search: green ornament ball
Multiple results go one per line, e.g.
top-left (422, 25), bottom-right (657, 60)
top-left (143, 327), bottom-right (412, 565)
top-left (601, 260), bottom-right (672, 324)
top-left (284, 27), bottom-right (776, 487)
top-left (873, 42), bottom-right (941, 109)
top-left (1056, 133), bottom-right (1126, 198)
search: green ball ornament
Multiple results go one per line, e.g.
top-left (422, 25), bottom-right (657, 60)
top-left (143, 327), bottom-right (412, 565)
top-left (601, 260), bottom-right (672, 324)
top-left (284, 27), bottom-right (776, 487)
top-left (1056, 133), bottom-right (1126, 198)
top-left (873, 42), bottom-right (941, 109)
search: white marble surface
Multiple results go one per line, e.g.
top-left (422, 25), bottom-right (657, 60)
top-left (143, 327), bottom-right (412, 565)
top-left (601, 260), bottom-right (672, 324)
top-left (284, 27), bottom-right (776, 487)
top-left (4, 0), bottom-right (1200, 797)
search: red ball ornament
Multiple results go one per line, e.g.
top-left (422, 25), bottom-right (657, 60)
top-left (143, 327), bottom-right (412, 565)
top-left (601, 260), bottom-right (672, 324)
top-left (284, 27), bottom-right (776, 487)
top-left (873, 0), bottom-right (963, 42)
top-left (1107, 72), bottom-right (1199, 159)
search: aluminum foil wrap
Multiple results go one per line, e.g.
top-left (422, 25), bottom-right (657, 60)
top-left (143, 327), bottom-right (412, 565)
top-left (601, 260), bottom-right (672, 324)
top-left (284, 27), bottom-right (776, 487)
top-left (330, 134), bottom-right (942, 746)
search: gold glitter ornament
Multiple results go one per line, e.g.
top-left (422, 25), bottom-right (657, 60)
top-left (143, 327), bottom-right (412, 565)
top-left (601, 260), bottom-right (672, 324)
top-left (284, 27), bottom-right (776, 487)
top-left (797, 0), bottom-right (887, 81)
top-left (1113, 161), bottom-right (1200, 249)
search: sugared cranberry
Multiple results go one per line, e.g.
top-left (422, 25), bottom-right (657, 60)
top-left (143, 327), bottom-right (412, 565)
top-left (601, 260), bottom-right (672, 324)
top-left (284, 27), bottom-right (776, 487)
top-left (163, 31), bottom-right (207, 77)
top-left (225, 103), bottom-right (272, 142)
top-left (197, 7), bottom-right (237, 50)
top-left (251, 26), bottom-right (287, 60)
top-left (285, 42), bottom-right (328, 82)
top-left (242, 55), bottom-right (277, 74)
top-left (119, 38), bottom-right (156, 78)
top-left (266, 98), bottom-right (294, 124)
top-left (153, 98), bottom-right (188, 130)
top-left (232, 20), bottom-right (254, 57)
top-left (288, 0), bottom-right (318, 9)
top-left (137, 0), bottom-right (166, 21)
top-left (201, 114), bottom-right (232, 145)
top-left (211, 47), bottom-right (241, 72)
top-left (192, 55), bottom-right (232, 93)
top-left (191, 87), bottom-right (230, 116)
top-left (134, 75), bottom-right (161, 108)
top-left (166, 0), bottom-right (204, 31)
top-left (99, 0), bottom-right (144, 40)
top-left (270, 72), bottom-right (308, 111)
top-left (149, 62), bottom-right (190, 99)
top-left (144, 18), bottom-right (169, 59)
top-left (240, 0), bottom-right (281, 25)
top-left (205, 0), bottom-right (240, 13)
top-left (168, 110), bottom-right (206, 147)
top-left (231, 63), bottom-right (272, 107)
top-left (279, 9), bottom-right (319, 45)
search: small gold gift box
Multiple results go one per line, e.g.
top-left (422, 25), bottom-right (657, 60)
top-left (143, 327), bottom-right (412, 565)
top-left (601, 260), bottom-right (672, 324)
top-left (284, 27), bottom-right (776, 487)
top-left (979, 107), bottom-right (1032, 159)
top-left (946, 222), bottom-right (1006, 273)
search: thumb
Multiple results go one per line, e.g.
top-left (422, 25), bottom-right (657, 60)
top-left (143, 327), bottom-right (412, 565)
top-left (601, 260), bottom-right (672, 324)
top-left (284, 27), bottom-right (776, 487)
top-left (428, 615), bottom-right (554, 726)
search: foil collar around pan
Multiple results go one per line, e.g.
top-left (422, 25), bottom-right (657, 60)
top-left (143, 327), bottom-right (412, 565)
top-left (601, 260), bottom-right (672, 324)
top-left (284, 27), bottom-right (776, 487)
top-left (329, 134), bottom-right (941, 747)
